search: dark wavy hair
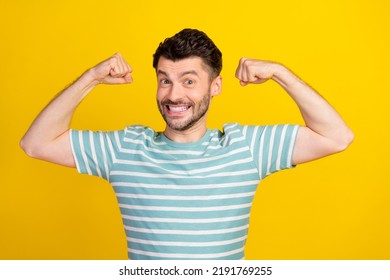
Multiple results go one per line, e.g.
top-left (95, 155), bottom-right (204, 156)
top-left (153, 29), bottom-right (222, 79)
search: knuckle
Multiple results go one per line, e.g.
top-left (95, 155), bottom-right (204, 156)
top-left (239, 57), bottom-right (247, 64)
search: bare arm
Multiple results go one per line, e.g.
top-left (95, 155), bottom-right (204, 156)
top-left (235, 58), bottom-right (354, 165)
top-left (20, 53), bottom-right (133, 167)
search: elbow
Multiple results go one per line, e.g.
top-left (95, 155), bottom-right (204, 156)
top-left (335, 128), bottom-right (355, 152)
top-left (20, 137), bottom-right (42, 159)
top-left (20, 137), bottom-right (33, 157)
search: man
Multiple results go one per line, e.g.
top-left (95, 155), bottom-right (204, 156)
top-left (20, 29), bottom-right (353, 260)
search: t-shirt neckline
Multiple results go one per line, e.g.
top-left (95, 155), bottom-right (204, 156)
top-left (159, 129), bottom-right (212, 148)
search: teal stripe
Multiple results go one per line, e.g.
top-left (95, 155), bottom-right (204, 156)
top-left (129, 251), bottom-right (244, 260)
top-left (70, 130), bottom-right (87, 174)
top-left (110, 172), bottom-right (260, 185)
top-left (92, 132), bottom-right (107, 179)
top-left (81, 131), bottom-right (98, 176)
top-left (123, 217), bottom-right (249, 231)
top-left (127, 240), bottom-right (245, 254)
top-left (125, 228), bottom-right (248, 243)
top-left (113, 183), bottom-right (258, 196)
top-left (269, 125), bottom-right (283, 173)
top-left (119, 207), bottom-right (251, 219)
top-left (116, 196), bottom-right (254, 208)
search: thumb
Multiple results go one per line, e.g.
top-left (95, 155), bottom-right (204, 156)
top-left (103, 73), bottom-right (133, 84)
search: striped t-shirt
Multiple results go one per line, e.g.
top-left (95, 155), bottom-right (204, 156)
top-left (70, 122), bottom-right (299, 260)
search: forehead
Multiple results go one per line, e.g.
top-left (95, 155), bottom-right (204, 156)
top-left (157, 56), bottom-right (209, 77)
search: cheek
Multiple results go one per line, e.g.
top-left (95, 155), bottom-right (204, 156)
top-left (156, 89), bottom-right (165, 102)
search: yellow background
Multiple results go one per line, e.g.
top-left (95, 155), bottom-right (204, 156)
top-left (1, 0), bottom-right (389, 259)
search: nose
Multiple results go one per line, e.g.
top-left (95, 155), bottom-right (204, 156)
top-left (167, 83), bottom-right (185, 102)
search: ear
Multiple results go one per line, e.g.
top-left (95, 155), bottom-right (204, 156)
top-left (210, 75), bottom-right (222, 97)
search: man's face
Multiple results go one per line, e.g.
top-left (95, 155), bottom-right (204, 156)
top-left (156, 56), bottom-right (221, 132)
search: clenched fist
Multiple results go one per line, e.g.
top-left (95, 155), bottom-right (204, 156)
top-left (89, 53), bottom-right (133, 85)
top-left (235, 58), bottom-right (279, 86)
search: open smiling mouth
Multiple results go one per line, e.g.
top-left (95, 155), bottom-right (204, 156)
top-left (166, 105), bottom-right (191, 113)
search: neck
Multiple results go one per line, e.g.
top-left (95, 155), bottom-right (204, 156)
top-left (163, 123), bottom-right (208, 143)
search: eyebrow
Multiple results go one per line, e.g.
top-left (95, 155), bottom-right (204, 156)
top-left (157, 69), bottom-right (199, 78)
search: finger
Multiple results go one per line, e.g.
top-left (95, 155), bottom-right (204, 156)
top-left (104, 73), bottom-right (133, 84)
top-left (116, 54), bottom-right (133, 77)
top-left (240, 80), bottom-right (248, 86)
top-left (248, 69), bottom-right (260, 83)
top-left (124, 72), bottom-right (133, 83)
top-left (242, 58), bottom-right (254, 84)
top-left (107, 58), bottom-right (121, 78)
top-left (235, 61), bottom-right (242, 80)
top-left (118, 54), bottom-right (133, 75)
top-left (235, 58), bottom-right (247, 85)
top-left (110, 53), bottom-right (124, 76)
top-left (124, 62), bottom-right (133, 75)
top-left (110, 55), bottom-right (131, 78)
top-left (245, 62), bottom-right (265, 84)
top-left (117, 53), bottom-right (127, 74)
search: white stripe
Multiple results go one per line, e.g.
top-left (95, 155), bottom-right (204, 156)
top-left (124, 224), bottom-right (248, 235)
top-left (258, 126), bottom-right (267, 179)
top-left (111, 169), bottom-right (258, 180)
top-left (79, 131), bottom-right (92, 175)
top-left (127, 235), bottom-right (247, 247)
top-left (221, 135), bottom-right (244, 148)
top-left (266, 125), bottom-right (277, 176)
top-left (276, 125), bottom-right (288, 171)
top-left (99, 132), bottom-right (110, 180)
top-left (223, 136), bottom-right (246, 147)
top-left (201, 137), bottom-right (221, 145)
top-left (114, 130), bottom-right (122, 156)
top-left (225, 128), bottom-right (240, 135)
top-left (250, 126), bottom-right (259, 155)
top-left (116, 191), bottom-right (255, 201)
top-left (125, 127), bottom-right (166, 146)
top-left (224, 123), bottom-right (239, 130)
top-left (69, 130), bottom-right (81, 173)
top-left (204, 145), bottom-right (221, 150)
top-left (209, 131), bottom-right (218, 137)
top-left (89, 131), bottom-right (102, 178)
top-left (288, 126), bottom-right (299, 167)
top-left (105, 133), bottom-right (118, 163)
top-left (123, 138), bottom-right (204, 155)
top-left (129, 247), bottom-right (244, 259)
top-left (112, 180), bottom-right (259, 190)
top-left (121, 213), bottom-right (250, 224)
top-left (242, 125), bottom-right (248, 138)
top-left (114, 157), bottom-right (253, 176)
top-left (117, 146), bottom-right (250, 165)
top-left (119, 203), bottom-right (252, 212)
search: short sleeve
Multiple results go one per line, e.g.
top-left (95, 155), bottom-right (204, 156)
top-left (69, 129), bottom-right (124, 180)
top-left (241, 124), bottom-right (299, 180)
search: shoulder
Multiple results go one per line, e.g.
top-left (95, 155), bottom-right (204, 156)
top-left (221, 123), bottom-right (244, 134)
top-left (221, 122), bottom-right (264, 139)
top-left (221, 123), bottom-right (299, 145)
top-left (122, 125), bottom-right (162, 147)
top-left (124, 125), bottom-right (158, 138)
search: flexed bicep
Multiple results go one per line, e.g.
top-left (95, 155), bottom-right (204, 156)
top-left (20, 53), bottom-right (134, 168)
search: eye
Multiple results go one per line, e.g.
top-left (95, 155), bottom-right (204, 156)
top-left (184, 79), bottom-right (194, 85)
top-left (160, 79), bottom-right (170, 86)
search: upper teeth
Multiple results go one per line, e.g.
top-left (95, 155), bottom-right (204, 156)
top-left (169, 106), bottom-right (189, 112)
